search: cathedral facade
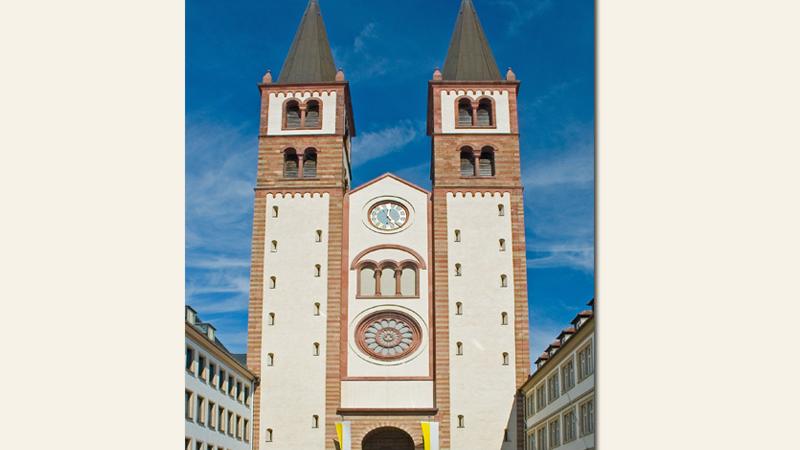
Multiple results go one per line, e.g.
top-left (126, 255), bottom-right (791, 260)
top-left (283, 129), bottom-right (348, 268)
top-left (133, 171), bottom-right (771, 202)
top-left (246, 1), bottom-right (530, 449)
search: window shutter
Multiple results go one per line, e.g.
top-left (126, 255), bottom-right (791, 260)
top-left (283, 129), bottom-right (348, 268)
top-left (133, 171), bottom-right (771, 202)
top-left (477, 104), bottom-right (491, 126)
top-left (303, 152), bottom-right (317, 178)
top-left (284, 157), bottom-right (299, 178)
top-left (460, 153), bottom-right (475, 176)
top-left (479, 152), bottom-right (494, 176)
top-left (458, 101), bottom-right (473, 126)
top-left (286, 105), bottom-right (301, 128)
top-left (305, 102), bottom-right (320, 127)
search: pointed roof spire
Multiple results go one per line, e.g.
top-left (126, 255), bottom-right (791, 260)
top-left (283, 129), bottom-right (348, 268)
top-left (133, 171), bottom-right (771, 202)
top-left (277, 0), bottom-right (337, 84)
top-left (442, 0), bottom-right (502, 81)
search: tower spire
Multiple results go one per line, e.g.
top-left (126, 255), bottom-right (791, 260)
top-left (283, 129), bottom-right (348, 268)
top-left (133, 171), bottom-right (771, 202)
top-left (277, 0), bottom-right (337, 84)
top-left (441, 0), bottom-right (501, 81)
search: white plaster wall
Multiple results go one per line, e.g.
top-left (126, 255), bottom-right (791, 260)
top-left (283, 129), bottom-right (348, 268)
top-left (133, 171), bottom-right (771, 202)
top-left (261, 192), bottom-right (329, 450)
top-left (185, 336), bottom-right (254, 450)
top-left (440, 89), bottom-right (511, 134)
top-left (447, 192), bottom-right (517, 450)
top-left (267, 91), bottom-right (337, 135)
top-left (341, 380), bottom-right (434, 409)
top-left (345, 177), bottom-right (431, 382)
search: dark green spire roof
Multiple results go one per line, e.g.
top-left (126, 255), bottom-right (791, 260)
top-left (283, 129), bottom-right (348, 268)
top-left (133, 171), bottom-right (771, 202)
top-left (277, 0), bottom-right (337, 84)
top-left (442, 0), bottom-right (502, 81)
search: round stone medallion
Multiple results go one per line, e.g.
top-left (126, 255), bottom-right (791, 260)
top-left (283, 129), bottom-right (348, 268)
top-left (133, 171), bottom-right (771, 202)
top-left (356, 312), bottom-right (422, 361)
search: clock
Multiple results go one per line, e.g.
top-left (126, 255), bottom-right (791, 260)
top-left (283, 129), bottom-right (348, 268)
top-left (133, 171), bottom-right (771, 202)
top-left (368, 201), bottom-right (409, 231)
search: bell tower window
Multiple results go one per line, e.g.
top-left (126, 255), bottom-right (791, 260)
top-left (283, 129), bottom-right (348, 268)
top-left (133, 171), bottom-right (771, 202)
top-left (476, 98), bottom-right (493, 126)
top-left (305, 100), bottom-right (320, 127)
top-left (460, 148), bottom-right (476, 176)
top-left (458, 98), bottom-right (473, 126)
top-left (283, 149), bottom-right (299, 178)
top-left (479, 147), bottom-right (495, 176)
top-left (303, 149), bottom-right (317, 178)
top-left (285, 101), bottom-right (301, 129)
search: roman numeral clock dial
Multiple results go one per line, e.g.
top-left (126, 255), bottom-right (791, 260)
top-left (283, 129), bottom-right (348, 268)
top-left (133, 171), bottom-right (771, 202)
top-left (368, 201), bottom-right (408, 231)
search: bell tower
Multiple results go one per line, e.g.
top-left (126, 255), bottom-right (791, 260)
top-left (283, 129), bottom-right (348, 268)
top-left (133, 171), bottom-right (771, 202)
top-left (246, 0), bottom-right (354, 448)
top-left (428, 0), bottom-right (530, 448)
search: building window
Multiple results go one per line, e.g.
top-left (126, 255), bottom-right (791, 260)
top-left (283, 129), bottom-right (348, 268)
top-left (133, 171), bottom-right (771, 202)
top-left (218, 407), bottom-right (226, 434)
top-left (478, 147), bottom-right (495, 176)
top-left (185, 438), bottom-right (191, 450)
top-left (455, 301), bottom-right (463, 315)
top-left (218, 369), bottom-right (226, 392)
top-left (185, 390), bottom-right (193, 420)
top-left (454, 229), bottom-right (461, 242)
top-left (314, 302), bottom-right (321, 316)
top-left (499, 238), bottom-right (506, 251)
top-left (457, 415), bottom-right (465, 428)
top-left (476, 98), bottom-right (493, 126)
top-left (456, 341), bottom-right (463, 355)
top-left (314, 264), bottom-right (321, 277)
top-left (269, 276), bottom-right (276, 289)
top-left (312, 415), bottom-right (319, 428)
top-left (455, 263), bottom-right (462, 276)
top-left (460, 148), bottom-right (475, 176)
top-left (244, 385), bottom-right (250, 406)
top-left (283, 149), bottom-right (299, 178)
top-left (501, 274), bottom-right (508, 287)
top-left (305, 100), bottom-right (320, 127)
top-left (457, 98), bottom-right (473, 126)
top-left (209, 363), bottom-right (217, 388)
top-left (228, 411), bottom-right (234, 437)
top-left (198, 355), bottom-right (206, 381)
top-left (379, 265), bottom-right (397, 295)
top-left (502, 352), bottom-right (509, 365)
top-left (536, 384), bottom-right (546, 411)
top-left (562, 358), bottom-right (576, 392)
top-left (501, 312), bottom-right (508, 325)
top-left (197, 395), bottom-right (206, 425)
top-left (195, 441), bottom-right (203, 450)
top-left (244, 419), bottom-right (250, 442)
top-left (504, 428), bottom-right (510, 442)
top-left (536, 427), bottom-right (547, 450)
top-left (303, 148), bottom-right (317, 178)
top-left (548, 419), bottom-right (561, 448)
top-left (185, 347), bottom-right (195, 373)
top-left (547, 373), bottom-right (560, 403)
top-left (400, 265), bottom-right (417, 296)
top-left (315, 229), bottom-right (322, 242)
top-left (266, 428), bottom-right (273, 442)
top-left (208, 401), bottom-right (216, 429)
top-left (563, 408), bottom-right (577, 443)
top-left (270, 240), bottom-right (277, 252)
top-left (578, 342), bottom-right (594, 381)
top-left (358, 262), bottom-right (418, 297)
top-left (358, 265), bottom-right (377, 296)
top-left (498, 204), bottom-right (505, 216)
top-left (268, 312), bottom-right (275, 325)
top-left (272, 206), bottom-right (279, 218)
top-left (579, 399), bottom-right (594, 436)
top-left (313, 342), bottom-right (320, 356)
top-left (527, 432), bottom-right (535, 450)
top-left (267, 353), bottom-right (274, 366)
top-left (236, 415), bottom-right (243, 439)
top-left (228, 375), bottom-right (235, 397)
top-left (236, 381), bottom-right (243, 402)
top-left (285, 100), bottom-right (301, 129)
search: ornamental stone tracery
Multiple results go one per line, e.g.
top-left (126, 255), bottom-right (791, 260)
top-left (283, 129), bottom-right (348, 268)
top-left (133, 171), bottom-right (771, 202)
top-left (355, 312), bottom-right (422, 361)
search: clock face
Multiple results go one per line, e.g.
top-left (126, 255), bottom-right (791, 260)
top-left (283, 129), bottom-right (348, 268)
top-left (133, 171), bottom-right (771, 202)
top-left (369, 201), bottom-right (409, 231)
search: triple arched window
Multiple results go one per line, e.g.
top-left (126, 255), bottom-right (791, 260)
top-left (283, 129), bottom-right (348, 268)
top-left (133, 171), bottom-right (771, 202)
top-left (284, 99), bottom-right (323, 130)
top-left (283, 148), bottom-right (318, 178)
top-left (456, 97), bottom-right (495, 128)
top-left (459, 146), bottom-right (496, 177)
top-left (358, 262), bottom-right (419, 297)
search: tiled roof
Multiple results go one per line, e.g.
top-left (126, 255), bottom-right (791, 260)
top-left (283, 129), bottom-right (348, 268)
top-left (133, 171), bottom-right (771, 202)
top-left (277, 0), bottom-right (337, 84)
top-left (441, 0), bottom-right (502, 81)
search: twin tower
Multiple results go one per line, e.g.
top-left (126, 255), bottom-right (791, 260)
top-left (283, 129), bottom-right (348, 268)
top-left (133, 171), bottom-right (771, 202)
top-left (245, 1), bottom-right (530, 449)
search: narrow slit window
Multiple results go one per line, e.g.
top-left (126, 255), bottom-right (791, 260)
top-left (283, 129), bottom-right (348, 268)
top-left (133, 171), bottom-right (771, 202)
top-left (315, 229), bottom-right (322, 242)
top-left (270, 240), bottom-right (277, 252)
top-left (314, 302), bottom-right (321, 316)
top-left (501, 312), bottom-right (508, 325)
top-left (313, 342), bottom-right (320, 356)
top-left (266, 428), bottom-right (273, 442)
top-left (312, 415), bottom-right (319, 428)
top-left (499, 238), bottom-right (506, 251)
top-left (268, 312), bottom-right (275, 325)
top-left (498, 204), bottom-right (505, 216)
top-left (458, 415), bottom-right (465, 428)
top-left (267, 353), bottom-right (274, 366)
top-left (501, 274), bottom-right (508, 287)
top-left (503, 352), bottom-right (510, 365)
top-left (272, 206), bottom-right (279, 218)
top-left (269, 276), bottom-right (276, 289)
top-left (456, 341), bottom-right (463, 355)
top-left (454, 229), bottom-right (461, 242)
top-left (455, 263), bottom-right (462, 276)
top-left (456, 302), bottom-right (463, 315)
top-left (314, 264), bottom-right (321, 277)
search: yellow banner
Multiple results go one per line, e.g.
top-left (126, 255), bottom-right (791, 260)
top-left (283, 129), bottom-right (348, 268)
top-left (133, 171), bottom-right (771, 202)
top-left (421, 422), bottom-right (431, 450)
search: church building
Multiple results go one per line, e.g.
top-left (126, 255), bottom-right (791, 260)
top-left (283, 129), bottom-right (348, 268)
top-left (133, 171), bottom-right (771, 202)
top-left (246, 1), bottom-right (531, 449)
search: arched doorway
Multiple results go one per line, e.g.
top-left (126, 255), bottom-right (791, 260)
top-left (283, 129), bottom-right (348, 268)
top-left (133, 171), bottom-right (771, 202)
top-left (362, 426), bottom-right (414, 450)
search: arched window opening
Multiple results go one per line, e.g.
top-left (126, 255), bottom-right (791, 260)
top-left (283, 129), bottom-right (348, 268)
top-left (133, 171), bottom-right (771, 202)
top-left (305, 100), bottom-right (320, 128)
top-left (501, 312), bottom-right (508, 325)
top-left (267, 353), bottom-right (274, 366)
top-left (502, 352), bottom-right (510, 365)
top-left (303, 149), bottom-right (317, 178)
top-left (266, 428), bottom-right (273, 442)
top-left (379, 266), bottom-right (397, 296)
top-left (458, 415), bottom-right (465, 428)
top-left (458, 98), bottom-right (474, 126)
top-left (269, 276), bottom-right (276, 289)
top-left (456, 302), bottom-right (463, 315)
top-left (270, 240), bottom-right (277, 252)
top-left (285, 101), bottom-right (301, 129)
top-left (454, 229), bottom-right (461, 242)
top-left (359, 266), bottom-right (377, 296)
top-left (400, 266), bottom-right (417, 296)
top-left (460, 148), bottom-right (475, 176)
top-left (314, 264), bottom-right (321, 277)
top-left (312, 415), bottom-right (319, 428)
top-left (455, 263), bottom-right (462, 276)
top-left (499, 239), bottom-right (506, 251)
top-left (498, 204), bottom-right (505, 216)
top-left (314, 302), bottom-right (321, 316)
top-left (477, 99), bottom-right (493, 126)
top-left (283, 149), bottom-right (299, 178)
top-left (313, 342), bottom-right (320, 356)
top-left (315, 229), bottom-right (322, 242)
top-left (268, 312), bottom-right (275, 325)
top-left (501, 274), bottom-right (508, 287)
top-left (272, 206), bottom-right (279, 218)
top-left (479, 148), bottom-right (495, 176)
top-left (456, 342), bottom-right (463, 355)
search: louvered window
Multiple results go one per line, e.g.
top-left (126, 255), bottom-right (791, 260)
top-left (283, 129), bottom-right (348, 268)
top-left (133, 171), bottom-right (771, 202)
top-left (460, 150), bottom-right (475, 176)
top-left (458, 99), bottom-right (473, 126)
top-left (479, 149), bottom-right (495, 176)
top-left (305, 101), bottom-right (320, 127)
top-left (285, 101), bottom-right (301, 128)
top-left (283, 150), bottom-right (299, 178)
top-left (303, 149), bottom-right (317, 177)
top-left (477, 99), bottom-right (493, 126)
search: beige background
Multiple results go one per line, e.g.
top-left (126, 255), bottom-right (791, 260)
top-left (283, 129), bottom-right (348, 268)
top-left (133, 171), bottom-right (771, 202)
top-left (1, 0), bottom-right (799, 449)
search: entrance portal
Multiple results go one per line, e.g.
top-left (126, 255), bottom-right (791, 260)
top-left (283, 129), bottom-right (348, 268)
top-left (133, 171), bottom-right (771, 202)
top-left (362, 426), bottom-right (415, 450)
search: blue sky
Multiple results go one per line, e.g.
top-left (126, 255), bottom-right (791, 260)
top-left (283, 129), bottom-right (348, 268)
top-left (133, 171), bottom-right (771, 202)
top-left (186, 0), bottom-right (594, 364)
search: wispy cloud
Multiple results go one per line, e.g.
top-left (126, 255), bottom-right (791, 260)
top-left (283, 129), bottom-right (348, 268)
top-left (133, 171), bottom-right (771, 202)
top-left (351, 121), bottom-right (422, 167)
top-left (490, 0), bottom-right (554, 36)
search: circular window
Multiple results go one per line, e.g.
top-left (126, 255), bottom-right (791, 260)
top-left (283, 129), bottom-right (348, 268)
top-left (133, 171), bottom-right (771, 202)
top-left (356, 312), bottom-right (422, 361)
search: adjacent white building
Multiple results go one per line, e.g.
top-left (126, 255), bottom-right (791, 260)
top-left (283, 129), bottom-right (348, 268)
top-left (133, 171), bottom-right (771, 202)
top-left (186, 306), bottom-right (257, 450)
top-left (520, 301), bottom-right (595, 450)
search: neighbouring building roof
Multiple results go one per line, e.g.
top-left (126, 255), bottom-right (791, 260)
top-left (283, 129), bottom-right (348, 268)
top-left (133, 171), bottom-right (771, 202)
top-left (277, 0), bottom-right (337, 84)
top-left (442, 0), bottom-right (502, 81)
top-left (185, 305), bottom-right (254, 378)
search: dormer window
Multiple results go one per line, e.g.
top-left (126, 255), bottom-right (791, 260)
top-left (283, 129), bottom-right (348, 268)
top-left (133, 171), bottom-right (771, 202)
top-left (458, 98), bottom-right (473, 126)
top-left (285, 101), bottom-right (301, 129)
top-left (283, 98), bottom-right (323, 130)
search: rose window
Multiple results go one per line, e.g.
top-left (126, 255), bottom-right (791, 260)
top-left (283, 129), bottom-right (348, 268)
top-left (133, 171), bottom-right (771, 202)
top-left (356, 312), bottom-right (422, 361)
